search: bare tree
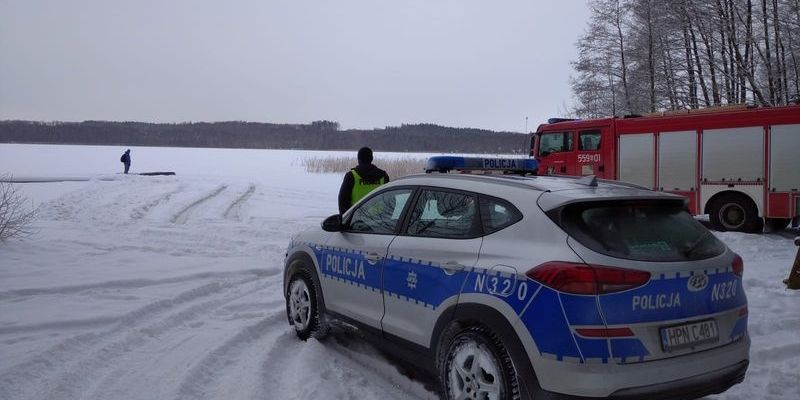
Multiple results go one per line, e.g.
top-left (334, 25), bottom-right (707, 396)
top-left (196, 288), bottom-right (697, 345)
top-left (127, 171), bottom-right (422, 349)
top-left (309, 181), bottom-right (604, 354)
top-left (0, 176), bottom-right (36, 242)
top-left (571, 0), bottom-right (636, 116)
top-left (571, 0), bottom-right (798, 118)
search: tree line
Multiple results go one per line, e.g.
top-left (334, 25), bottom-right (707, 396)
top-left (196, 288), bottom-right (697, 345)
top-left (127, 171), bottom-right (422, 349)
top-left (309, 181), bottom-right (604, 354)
top-left (572, 0), bottom-right (800, 118)
top-left (0, 120), bottom-right (530, 154)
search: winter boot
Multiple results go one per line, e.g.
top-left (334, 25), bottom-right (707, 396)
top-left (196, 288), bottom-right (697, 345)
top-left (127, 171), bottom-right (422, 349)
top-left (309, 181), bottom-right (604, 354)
top-left (785, 237), bottom-right (800, 290)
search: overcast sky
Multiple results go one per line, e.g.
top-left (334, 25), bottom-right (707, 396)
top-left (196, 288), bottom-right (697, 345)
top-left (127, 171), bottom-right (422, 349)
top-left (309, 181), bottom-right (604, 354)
top-left (0, 0), bottom-right (590, 132)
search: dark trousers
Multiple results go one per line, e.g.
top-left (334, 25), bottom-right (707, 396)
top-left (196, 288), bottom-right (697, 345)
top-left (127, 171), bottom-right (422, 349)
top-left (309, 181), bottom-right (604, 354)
top-left (124, 162), bottom-right (130, 174)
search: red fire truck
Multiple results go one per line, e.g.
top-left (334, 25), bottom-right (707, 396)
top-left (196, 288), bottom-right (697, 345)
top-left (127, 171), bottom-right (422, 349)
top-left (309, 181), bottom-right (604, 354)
top-left (531, 105), bottom-right (800, 233)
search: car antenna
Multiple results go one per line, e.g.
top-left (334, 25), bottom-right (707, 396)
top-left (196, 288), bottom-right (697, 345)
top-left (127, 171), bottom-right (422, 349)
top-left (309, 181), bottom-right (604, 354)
top-left (576, 175), bottom-right (598, 187)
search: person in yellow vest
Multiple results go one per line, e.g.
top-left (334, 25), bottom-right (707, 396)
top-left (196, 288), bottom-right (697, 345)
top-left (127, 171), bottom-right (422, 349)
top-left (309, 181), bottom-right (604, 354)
top-left (338, 147), bottom-right (390, 214)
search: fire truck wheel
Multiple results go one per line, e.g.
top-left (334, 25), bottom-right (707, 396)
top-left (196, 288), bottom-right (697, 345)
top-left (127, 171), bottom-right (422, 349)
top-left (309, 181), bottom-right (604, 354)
top-left (765, 218), bottom-right (791, 232)
top-left (709, 193), bottom-right (763, 233)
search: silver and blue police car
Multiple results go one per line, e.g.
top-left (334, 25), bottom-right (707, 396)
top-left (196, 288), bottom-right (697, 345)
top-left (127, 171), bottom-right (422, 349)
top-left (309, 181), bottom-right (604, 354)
top-left (283, 156), bottom-right (749, 400)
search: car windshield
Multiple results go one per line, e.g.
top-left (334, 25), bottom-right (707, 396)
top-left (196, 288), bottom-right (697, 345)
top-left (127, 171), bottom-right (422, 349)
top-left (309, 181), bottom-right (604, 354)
top-left (556, 200), bottom-right (726, 262)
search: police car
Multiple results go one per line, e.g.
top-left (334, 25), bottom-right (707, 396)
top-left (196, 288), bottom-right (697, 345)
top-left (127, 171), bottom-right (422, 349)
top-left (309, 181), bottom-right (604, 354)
top-left (283, 156), bottom-right (749, 400)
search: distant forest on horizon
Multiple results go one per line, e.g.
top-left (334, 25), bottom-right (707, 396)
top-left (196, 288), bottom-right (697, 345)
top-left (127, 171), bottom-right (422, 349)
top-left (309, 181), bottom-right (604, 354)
top-left (0, 120), bottom-right (531, 154)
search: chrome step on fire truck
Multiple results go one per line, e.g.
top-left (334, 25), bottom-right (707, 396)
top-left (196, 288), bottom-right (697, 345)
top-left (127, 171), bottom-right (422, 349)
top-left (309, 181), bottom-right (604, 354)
top-left (531, 105), bottom-right (800, 233)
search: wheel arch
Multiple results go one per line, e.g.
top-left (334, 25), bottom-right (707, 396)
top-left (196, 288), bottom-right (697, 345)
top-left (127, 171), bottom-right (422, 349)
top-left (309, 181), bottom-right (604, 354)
top-left (702, 188), bottom-right (763, 217)
top-left (284, 251), bottom-right (327, 314)
top-left (431, 302), bottom-right (538, 398)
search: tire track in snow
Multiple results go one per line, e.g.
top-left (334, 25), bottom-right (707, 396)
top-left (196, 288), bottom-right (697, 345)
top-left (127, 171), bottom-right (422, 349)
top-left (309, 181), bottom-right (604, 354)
top-left (752, 342), bottom-right (800, 364)
top-left (1, 281), bottom-right (234, 399)
top-left (0, 275), bottom-right (269, 400)
top-left (255, 329), bottom-right (437, 400)
top-left (0, 316), bottom-right (119, 336)
top-left (223, 184), bottom-right (256, 220)
top-left (174, 306), bottom-right (286, 400)
top-left (0, 269), bottom-right (274, 301)
top-left (129, 186), bottom-right (184, 221)
top-left (171, 185), bottom-right (227, 224)
top-left (6, 278), bottom-right (269, 400)
top-left (84, 285), bottom-right (283, 400)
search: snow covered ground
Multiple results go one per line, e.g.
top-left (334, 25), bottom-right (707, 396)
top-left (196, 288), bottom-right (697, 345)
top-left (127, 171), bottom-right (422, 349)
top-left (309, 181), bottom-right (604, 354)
top-left (0, 144), bottom-right (797, 400)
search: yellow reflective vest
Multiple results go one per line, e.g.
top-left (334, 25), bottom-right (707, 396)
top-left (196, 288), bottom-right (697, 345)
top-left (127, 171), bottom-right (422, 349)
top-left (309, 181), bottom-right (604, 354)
top-left (350, 169), bottom-right (385, 205)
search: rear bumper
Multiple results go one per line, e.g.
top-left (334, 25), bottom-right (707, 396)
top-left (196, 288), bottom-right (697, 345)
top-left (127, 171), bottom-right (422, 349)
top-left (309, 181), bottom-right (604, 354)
top-left (607, 359), bottom-right (747, 399)
top-left (532, 334), bottom-right (750, 398)
top-left (539, 359), bottom-right (748, 400)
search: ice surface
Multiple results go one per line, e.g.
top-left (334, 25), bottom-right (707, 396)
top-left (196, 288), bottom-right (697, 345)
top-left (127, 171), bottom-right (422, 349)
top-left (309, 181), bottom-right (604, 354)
top-left (0, 144), bottom-right (797, 400)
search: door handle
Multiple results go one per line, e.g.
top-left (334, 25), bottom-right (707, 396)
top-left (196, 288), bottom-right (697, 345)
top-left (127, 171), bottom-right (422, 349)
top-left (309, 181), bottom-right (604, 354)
top-left (365, 252), bottom-right (382, 264)
top-left (440, 261), bottom-right (465, 275)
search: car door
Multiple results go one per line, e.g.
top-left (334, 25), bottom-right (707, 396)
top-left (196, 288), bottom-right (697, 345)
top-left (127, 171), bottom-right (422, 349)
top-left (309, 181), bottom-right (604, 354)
top-left (577, 129), bottom-right (604, 176)
top-left (322, 187), bottom-right (414, 329)
top-left (537, 131), bottom-right (576, 175)
top-left (381, 188), bottom-right (482, 347)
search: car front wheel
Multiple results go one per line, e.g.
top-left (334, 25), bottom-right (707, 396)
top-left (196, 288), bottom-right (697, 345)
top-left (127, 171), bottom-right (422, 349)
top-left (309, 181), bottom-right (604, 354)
top-left (441, 325), bottom-right (520, 400)
top-left (286, 271), bottom-right (327, 340)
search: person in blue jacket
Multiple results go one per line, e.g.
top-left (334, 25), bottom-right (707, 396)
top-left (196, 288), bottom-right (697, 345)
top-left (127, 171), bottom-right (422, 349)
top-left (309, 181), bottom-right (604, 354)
top-left (120, 149), bottom-right (131, 174)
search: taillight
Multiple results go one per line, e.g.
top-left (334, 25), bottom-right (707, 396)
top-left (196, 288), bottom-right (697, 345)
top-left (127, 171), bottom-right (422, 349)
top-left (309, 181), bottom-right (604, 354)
top-left (526, 262), bottom-right (651, 295)
top-left (732, 254), bottom-right (744, 277)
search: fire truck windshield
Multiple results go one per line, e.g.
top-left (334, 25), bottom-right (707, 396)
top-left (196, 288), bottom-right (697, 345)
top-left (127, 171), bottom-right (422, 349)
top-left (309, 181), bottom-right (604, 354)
top-left (538, 132), bottom-right (573, 156)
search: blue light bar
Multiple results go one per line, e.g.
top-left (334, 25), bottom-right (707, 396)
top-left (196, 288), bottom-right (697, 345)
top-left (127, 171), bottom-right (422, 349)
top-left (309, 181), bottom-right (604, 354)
top-left (425, 156), bottom-right (538, 174)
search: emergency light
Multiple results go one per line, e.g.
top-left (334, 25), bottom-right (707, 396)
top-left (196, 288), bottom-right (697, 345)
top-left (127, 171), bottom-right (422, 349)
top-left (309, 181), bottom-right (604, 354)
top-left (425, 156), bottom-right (538, 175)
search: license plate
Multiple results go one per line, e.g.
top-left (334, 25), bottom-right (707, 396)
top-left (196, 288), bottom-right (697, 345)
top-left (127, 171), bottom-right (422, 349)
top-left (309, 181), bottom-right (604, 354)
top-left (660, 319), bottom-right (719, 352)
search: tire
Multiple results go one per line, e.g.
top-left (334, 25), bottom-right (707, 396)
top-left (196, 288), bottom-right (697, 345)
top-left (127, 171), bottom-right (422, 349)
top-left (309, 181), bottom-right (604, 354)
top-left (765, 218), bottom-right (791, 232)
top-left (709, 193), bottom-right (763, 233)
top-left (439, 325), bottom-right (521, 400)
top-left (285, 270), bottom-right (328, 340)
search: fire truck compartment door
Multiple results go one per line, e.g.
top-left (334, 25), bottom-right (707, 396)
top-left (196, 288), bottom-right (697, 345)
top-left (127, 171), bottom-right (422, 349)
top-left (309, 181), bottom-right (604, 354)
top-left (702, 127), bottom-right (763, 182)
top-left (770, 124), bottom-right (800, 192)
top-left (659, 131), bottom-right (697, 191)
top-left (618, 133), bottom-right (654, 189)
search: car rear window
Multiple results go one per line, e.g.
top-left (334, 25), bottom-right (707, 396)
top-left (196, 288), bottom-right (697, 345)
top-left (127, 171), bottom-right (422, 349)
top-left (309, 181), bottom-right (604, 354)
top-left (552, 200), bottom-right (725, 262)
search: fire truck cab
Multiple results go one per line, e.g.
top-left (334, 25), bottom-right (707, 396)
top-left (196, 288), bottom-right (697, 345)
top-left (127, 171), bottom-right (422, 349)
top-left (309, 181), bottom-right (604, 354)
top-left (532, 105), bottom-right (800, 233)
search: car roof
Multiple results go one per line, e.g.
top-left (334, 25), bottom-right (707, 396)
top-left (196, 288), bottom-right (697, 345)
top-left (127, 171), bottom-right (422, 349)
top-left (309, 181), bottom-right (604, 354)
top-left (390, 173), bottom-right (684, 211)
top-left (393, 172), bottom-right (644, 192)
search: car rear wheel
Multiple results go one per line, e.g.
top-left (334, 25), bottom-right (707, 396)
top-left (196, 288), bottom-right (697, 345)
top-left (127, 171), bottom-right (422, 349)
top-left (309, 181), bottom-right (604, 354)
top-left (440, 325), bottom-right (520, 400)
top-left (286, 271), bottom-right (328, 340)
top-left (709, 193), bottom-right (763, 233)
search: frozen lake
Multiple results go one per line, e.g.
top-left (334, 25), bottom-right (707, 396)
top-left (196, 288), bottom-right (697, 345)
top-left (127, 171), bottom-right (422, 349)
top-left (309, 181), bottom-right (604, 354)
top-left (0, 143), bottom-right (798, 400)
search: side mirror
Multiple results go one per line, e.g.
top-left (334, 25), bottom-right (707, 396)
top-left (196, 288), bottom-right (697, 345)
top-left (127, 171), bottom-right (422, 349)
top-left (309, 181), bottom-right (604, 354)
top-left (322, 214), bottom-right (343, 232)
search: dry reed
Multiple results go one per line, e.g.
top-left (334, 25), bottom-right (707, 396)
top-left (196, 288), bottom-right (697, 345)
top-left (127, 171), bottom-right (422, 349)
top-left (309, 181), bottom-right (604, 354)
top-left (301, 156), bottom-right (427, 179)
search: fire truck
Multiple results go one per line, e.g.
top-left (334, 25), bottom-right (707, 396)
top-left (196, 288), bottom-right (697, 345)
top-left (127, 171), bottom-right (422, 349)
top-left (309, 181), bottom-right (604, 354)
top-left (531, 105), bottom-right (800, 233)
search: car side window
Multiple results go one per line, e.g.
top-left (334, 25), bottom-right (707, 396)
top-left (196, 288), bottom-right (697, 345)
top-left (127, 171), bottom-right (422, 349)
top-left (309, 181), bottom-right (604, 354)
top-left (406, 189), bottom-right (479, 238)
top-left (479, 196), bottom-right (522, 234)
top-left (539, 132), bottom-right (574, 155)
top-left (347, 188), bottom-right (412, 234)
